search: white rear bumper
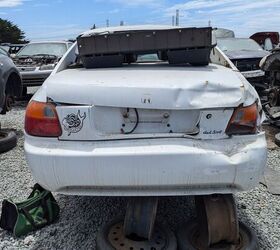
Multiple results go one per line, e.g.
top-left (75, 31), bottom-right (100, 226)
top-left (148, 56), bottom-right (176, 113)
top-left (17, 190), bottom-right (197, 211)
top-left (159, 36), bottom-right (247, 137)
top-left (24, 133), bottom-right (267, 196)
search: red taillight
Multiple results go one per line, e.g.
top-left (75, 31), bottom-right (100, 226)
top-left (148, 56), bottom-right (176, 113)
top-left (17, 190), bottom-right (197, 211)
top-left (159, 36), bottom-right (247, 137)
top-left (226, 103), bottom-right (258, 136)
top-left (25, 101), bottom-right (62, 137)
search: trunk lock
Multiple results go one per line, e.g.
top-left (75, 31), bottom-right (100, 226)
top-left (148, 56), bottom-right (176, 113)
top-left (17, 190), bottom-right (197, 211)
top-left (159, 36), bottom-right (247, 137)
top-left (163, 113), bottom-right (170, 119)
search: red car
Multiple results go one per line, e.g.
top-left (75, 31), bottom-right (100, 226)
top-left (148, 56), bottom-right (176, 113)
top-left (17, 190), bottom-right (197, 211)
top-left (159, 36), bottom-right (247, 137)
top-left (250, 32), bottom-right (279, 50)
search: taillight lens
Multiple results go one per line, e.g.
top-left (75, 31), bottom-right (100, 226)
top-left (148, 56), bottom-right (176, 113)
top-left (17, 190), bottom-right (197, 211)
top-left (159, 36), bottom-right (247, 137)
top-left (25, 101), bottom-right (62, 137)
top-left (226, 103), bottom-right (258, 136)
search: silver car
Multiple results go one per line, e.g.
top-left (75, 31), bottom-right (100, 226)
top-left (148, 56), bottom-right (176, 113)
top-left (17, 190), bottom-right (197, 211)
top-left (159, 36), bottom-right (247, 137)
top-left (13, 41), bottom-right (72, 94)
top-left (0, 47), bottom-right (22, 114)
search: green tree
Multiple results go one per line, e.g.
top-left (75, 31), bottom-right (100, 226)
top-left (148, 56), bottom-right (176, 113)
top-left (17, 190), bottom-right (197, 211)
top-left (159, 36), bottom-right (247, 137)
top-left (0, 18), bottom-right (27, 44)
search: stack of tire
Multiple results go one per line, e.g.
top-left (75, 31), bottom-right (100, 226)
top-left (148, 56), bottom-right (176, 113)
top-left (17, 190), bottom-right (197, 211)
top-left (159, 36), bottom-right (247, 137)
top-left (96, 217), bottom-right (258, 250)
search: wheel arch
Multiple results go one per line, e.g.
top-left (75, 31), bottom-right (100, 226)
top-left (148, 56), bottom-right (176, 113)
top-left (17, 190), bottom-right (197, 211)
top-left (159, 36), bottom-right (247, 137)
top-left (5, 71), bottom-right (22, 97)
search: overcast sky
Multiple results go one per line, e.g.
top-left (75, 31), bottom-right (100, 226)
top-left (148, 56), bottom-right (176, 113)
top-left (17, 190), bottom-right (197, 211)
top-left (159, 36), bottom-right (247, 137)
top-left (0, 0), bottom-right (279, 41)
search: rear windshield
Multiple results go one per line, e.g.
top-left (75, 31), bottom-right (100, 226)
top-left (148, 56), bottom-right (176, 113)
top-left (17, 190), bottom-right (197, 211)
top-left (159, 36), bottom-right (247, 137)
top-left (217, 38), bottom-right (263, 52)
top-left (137, 54), bottom-right (160, 62)
top-left (17, 43), bottom-right (67, 57)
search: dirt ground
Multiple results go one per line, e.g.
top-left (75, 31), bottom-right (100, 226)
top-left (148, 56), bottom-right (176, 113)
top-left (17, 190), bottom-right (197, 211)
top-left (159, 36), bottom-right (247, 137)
top-left (264, 124), bottom-right (280, 149)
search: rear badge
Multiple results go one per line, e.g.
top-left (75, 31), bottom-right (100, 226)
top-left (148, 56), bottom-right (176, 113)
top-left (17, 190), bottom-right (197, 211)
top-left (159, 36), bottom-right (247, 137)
top-left (62, 110), bottom-right (86, 136)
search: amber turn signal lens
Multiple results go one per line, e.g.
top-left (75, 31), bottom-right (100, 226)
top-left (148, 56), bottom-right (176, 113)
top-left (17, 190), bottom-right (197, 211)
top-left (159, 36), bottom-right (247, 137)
top-left (25, 101), bottom-right (62, 137)
top-left (226, 103), bottom-right (258, 136)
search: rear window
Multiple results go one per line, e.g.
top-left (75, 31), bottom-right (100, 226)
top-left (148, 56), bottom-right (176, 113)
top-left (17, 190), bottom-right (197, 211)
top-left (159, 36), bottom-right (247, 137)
top-left (137, 54), bottom-right (160, 63)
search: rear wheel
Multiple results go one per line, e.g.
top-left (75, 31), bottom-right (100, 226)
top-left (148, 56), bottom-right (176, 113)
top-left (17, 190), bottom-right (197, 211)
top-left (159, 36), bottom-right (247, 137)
top-left (97, 217), bottom-right (177, 250)
top-left (0, 130), bottom-right (17, 153)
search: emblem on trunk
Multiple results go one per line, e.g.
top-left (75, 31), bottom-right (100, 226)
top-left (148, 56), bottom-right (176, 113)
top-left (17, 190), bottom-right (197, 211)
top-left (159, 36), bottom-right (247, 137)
top-left (62, 110), bottom-right (86, 136)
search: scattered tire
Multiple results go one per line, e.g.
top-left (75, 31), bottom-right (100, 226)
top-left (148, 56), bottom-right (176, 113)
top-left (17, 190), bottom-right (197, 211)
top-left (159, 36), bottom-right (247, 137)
top-left (275, 133), bottom-right (280, 147)
top-left (0, 130), bottom-right (17, 153)
top-left (0, 95), bottom-right (14, 114)
top-left (97, 217), bottom-right (177, 250)
top-left (177, 220), bottom-right (258, 250)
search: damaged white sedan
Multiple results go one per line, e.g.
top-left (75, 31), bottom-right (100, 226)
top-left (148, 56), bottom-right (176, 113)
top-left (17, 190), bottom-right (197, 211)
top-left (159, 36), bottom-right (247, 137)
top-left (24, 26), bottom-right (267, 197)
top-left (24, 25), bottom-right (267, 249)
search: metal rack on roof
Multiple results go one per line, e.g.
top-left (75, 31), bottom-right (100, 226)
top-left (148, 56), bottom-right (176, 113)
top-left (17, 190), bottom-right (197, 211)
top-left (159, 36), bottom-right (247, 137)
top-left (77, 27), bottom-right (213, 68)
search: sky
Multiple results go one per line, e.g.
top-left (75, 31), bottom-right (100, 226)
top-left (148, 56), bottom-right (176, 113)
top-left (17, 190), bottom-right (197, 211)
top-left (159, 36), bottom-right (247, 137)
top-left (0, 0), bottom-right (279, 41)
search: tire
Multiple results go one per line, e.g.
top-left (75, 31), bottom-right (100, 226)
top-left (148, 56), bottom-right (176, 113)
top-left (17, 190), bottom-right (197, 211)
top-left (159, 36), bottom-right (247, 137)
top-left (97, 217), bottom-right (177, 250)
top-left (22, 86), bottom-right (27, 97)
top-left (177, 220), bottom-right (258, 250)
top-left (0, 95), bottom-right (14, 114)
top-left (275, 133), bottom-right (280, 147)
top-left (124, 197), bottom-right (158, 240)
top-left (0, 130), bottom-right (17, 153)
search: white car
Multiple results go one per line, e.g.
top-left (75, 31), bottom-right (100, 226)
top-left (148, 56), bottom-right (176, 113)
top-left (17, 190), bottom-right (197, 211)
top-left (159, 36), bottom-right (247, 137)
top-left (13, 41), bottom-right (72, 94)
top-left (24, 26), bottom-right (267, 197)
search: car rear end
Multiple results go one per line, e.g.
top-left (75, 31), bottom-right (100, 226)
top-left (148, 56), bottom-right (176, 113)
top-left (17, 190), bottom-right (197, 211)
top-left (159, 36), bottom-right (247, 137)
top-left (24, 65), bottom-right (267, 197)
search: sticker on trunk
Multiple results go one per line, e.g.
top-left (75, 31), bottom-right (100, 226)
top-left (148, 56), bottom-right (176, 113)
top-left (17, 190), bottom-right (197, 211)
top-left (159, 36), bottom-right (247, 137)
top-left (62, 110), bottom-right (86, 136)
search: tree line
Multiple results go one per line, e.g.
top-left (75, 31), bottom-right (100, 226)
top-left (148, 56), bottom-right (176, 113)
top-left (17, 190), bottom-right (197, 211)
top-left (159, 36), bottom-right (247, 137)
top-left (0, 18), bottom-right (27, 44)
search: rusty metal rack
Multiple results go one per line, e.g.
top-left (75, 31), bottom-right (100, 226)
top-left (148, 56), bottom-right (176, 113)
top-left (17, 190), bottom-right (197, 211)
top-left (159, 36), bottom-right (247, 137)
top-left (77, 27), bottom-right (213, 68)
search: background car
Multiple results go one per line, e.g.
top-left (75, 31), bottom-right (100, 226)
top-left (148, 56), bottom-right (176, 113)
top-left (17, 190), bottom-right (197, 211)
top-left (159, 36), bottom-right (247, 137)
top-left (216, 37), bottom-right (270, 93)
top-left (0, 43), bottom-right (26, 55)
top-left (0, 47), bottom-right (22, 153)
top-left (213, 28), bottom-right (235, 39)
top-left (13, 41), bottom-right (72, 95)
top-left (0, 45), bottom-right (10, 53)
top-left (250, 32), bottom-right (280, 51)
top-left (0, 47), bottom-right (22, 114)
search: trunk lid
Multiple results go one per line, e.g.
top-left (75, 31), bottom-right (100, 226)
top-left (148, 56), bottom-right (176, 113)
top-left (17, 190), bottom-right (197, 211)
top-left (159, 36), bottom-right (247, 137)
top-left (45, 63), bottom-right (246, 109)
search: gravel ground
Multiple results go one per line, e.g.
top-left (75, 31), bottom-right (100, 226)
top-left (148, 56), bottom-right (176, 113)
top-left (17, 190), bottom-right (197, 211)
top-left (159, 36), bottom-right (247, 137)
top-left (0, 99), bottom-right (280, 250)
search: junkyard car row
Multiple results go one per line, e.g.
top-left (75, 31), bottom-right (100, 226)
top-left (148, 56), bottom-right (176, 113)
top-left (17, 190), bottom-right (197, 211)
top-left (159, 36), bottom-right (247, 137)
top-left (0, 25), bottom-right (279, 249)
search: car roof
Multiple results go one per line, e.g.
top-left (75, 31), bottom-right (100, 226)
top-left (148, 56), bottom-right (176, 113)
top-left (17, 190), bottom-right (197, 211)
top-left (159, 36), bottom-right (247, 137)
top-left (27, 41), bottom-right (71, 44)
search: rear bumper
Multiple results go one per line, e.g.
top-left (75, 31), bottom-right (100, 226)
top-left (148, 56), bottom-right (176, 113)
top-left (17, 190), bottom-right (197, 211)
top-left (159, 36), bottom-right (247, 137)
top-left (24, 133), bottom-right (267, 196)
